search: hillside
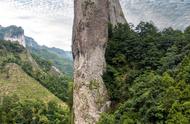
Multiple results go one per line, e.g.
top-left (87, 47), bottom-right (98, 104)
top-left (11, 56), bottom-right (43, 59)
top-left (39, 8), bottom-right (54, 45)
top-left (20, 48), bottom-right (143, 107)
top-left (25, 36), bottom-right (73, 76)
top-left (0, 39), bottom-right (71, 100)
top-left (0, 40), bottom-right (70, 123)
top-left (0, 25), bottom-right (73, 76)
top-left (0, 39), bottom-right (70, 103)
top-left (0, 63), bottom-right (64, 105)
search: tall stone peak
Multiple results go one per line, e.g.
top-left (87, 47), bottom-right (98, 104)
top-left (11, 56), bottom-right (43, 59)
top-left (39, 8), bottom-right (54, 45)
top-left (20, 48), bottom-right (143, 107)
top-left (0, 25), bottom-right (26, 47)
top-left (109, 0), bottom-right (127, 26)
top-left (72, 0), bottom-right (126, 124)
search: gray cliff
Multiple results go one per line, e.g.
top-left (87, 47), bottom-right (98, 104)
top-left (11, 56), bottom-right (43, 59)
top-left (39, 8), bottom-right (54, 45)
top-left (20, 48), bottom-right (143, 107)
top-left (72, 0), bottom-right (126, 124)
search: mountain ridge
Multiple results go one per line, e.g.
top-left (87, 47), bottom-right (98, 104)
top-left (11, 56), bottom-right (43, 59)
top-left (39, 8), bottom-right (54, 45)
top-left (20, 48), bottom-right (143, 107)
top-left (0, 25), bottom-right (73, 76)
top-left (0, 25), bottom-right (26, 47)
top-left (25, 36), bottom-right (73, 76)
top-left (0, 39), bottom-right (70, 123)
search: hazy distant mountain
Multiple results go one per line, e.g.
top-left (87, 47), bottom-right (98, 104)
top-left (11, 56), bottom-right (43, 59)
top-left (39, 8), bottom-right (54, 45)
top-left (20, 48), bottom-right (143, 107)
top-left (25, 36), bottom-right (73, 76)
top-left (0, 25), bottom-right (73, 76)
top-left (47, 47), bottom-right (73, 61)
top-left (121, 0), bottom-right (190, 30)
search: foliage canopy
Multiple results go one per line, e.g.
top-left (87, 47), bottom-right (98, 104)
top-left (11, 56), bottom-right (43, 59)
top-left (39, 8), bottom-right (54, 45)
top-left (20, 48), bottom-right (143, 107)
top-left (100, 22), bottom-right (190, 124)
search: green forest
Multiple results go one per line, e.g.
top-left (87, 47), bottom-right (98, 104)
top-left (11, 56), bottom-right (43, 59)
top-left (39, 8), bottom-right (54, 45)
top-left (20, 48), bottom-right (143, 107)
top-left (1, 21), bottom-right (190, 124)
top-left (0, 95), bottom-right (69, 124)
top-left (0, 40), bottom-right (71, 123)
top-left (99, 22), bottom-right (190, 124)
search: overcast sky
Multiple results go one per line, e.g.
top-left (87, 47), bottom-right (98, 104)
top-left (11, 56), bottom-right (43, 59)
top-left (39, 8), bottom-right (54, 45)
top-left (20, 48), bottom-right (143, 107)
top-left (0, 0), bottom-right (73, 51)
top-left (1, 0), bottom-right (188, 51)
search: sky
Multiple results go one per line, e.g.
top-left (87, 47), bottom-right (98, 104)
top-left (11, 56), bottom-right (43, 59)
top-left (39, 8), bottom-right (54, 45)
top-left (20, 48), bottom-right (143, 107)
top-left (0, 0), bottom-right (73, 51)
top-left (1, 0), bottom-right (189, 51)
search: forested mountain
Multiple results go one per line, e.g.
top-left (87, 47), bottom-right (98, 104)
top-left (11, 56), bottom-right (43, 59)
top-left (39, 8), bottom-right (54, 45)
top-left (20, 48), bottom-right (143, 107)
top-left (25, 36), bottom-right (73, 76)
top-left (0, 25), bottom-right (73, 76)
top-left (98, 22), bottom-right (190, 124)
top-left (0, 40), bottom-right (70, 123)
top-left (1, 0), bottom-right (190, 123)
top-left (0, 25), bottom-right (25, 46)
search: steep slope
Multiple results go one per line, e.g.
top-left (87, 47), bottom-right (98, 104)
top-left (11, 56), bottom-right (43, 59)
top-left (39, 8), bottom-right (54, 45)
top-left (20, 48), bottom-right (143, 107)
top-left (0, 40), bottom-right (70, 105)
top-left (0, 63), bottom-right (65, 106)
top-left (0, 39), bottom-right (71, 123)
top-left (72, 0), bottom-right (126, 123)
top-left (109, 0), bottom-right (127, 26)
top-left (25, 36), bottom-right (73, 76)
top-left (0, 25), bottom-right (73, 76)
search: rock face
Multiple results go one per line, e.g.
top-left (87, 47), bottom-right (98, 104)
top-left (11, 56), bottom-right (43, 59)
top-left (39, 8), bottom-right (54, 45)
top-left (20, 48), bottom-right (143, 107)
top-left (108, 0), bottom-right (127, 26)
top-left (72, 0), bottom-right (126, 124)
top-left (0, 25), bottom-right (26, 47)
top-left (72, 0), bottom-right (109, 123)
top-left (4, 34), bottom-right (26, 47)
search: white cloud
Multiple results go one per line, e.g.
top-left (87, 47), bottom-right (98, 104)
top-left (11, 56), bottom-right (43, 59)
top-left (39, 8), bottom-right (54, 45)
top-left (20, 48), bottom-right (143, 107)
top-left (0, 0), bottom-right (74, 51)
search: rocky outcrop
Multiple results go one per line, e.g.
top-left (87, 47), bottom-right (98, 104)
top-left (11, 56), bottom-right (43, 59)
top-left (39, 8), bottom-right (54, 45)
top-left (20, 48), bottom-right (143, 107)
top-left (0, 25), bottom-right (26, 47)
top-left (72, 0), bottom-right (109, 123)
top-left (72, 0), bottom-right (126, 124)
top-left (49, 66), bottom-right (62, 76)
top-left (4, 34), bottom-right (26, 47)
top-left (108, 0), bottom-right (127, 26)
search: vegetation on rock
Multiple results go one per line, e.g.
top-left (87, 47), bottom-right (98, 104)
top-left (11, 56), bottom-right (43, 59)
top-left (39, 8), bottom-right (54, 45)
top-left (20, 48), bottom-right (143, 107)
top-left (25, 37), bottom-right (73, 77)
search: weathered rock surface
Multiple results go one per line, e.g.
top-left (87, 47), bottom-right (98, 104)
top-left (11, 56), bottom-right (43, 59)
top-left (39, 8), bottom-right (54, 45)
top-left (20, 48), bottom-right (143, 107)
top-left (109, 0), bottom-right (127, 26)
top-left (4, 34), bottom-right (25, 47)
top-left (72, 0), bottom-right (109, 123)
top-left (0, 25), bottom-right (26, 47)
top-left (72, 0), bottom-right (126, 124)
